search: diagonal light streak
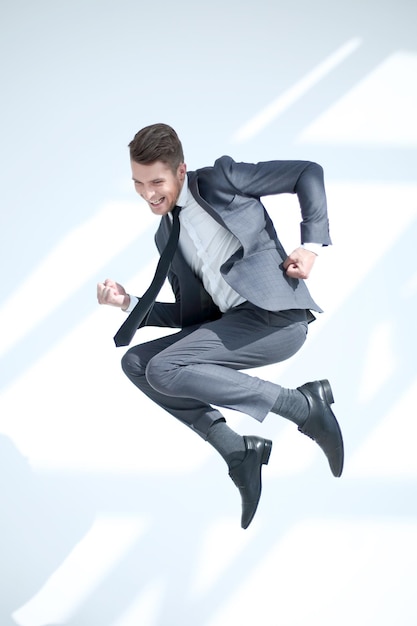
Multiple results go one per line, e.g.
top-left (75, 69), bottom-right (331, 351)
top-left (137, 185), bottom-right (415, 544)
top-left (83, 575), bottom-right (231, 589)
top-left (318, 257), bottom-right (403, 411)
top-left (233, 38), bottom-right (362, 143)
top-left (12, 515), bottom-right (149, 626)
top-left (0, 201), bottom-right (154, 359)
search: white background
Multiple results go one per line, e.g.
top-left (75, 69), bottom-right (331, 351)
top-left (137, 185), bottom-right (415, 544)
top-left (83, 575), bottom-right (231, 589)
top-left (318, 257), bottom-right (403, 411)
top-left (1, 1), bottom-right (417, 625)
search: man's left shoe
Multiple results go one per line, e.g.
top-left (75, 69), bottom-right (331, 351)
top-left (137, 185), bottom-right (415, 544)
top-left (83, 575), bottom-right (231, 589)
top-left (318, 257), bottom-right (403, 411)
top-left (297, 379), bottom-right (344, 477)
top-left (228, 436), bottom-right (272, 529)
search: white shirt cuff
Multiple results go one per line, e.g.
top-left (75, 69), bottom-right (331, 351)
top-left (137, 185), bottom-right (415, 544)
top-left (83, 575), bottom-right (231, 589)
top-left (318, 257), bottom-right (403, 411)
top-left (301, 242), bottom-right (322, 255)
top-left (123, 295), bottom-right (139, 313)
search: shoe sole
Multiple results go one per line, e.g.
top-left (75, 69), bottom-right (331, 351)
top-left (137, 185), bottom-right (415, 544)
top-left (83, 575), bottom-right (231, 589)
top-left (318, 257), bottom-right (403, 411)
top-left (262, 439), bottom-right (273, 465)
top-left (320, 379), bottom-right (343, 477)
top-left (320, 379), bottom-right (335, 405)
top-left (299, 379), bottom-right (343, 477)
top-left (241, 438), bottom-right (272, 529)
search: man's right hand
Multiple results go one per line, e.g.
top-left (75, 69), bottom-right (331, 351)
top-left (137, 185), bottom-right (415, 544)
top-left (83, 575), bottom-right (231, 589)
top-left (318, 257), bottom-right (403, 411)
top-left (97, 279), bottom-right (130, 310)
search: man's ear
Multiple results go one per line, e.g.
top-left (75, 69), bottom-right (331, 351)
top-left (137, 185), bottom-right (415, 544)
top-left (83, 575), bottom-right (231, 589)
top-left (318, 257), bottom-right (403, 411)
top-left (178, 162), bottom-right (187, 181)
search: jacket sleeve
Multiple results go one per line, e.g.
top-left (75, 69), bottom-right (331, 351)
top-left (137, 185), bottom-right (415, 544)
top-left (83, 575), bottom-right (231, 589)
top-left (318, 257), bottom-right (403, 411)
top-left (215, 156), bottom-right (331, 245)
top-left (143, 268), bottom-right (182, 328)
top-left (137, 251), bottom-right (182, 329)
top-left (140, 300), bottom-right (182, 328)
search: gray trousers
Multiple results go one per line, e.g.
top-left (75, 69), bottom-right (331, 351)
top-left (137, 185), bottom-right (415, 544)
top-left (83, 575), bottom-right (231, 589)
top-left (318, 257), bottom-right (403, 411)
top-left (121, 302), bottom-right (308, 439)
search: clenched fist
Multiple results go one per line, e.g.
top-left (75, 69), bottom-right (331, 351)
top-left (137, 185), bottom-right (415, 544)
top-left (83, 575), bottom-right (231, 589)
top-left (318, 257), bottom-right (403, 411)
top-left (97, 279), bottom-right (130, 310)
top-left (283, 247), bottom-right (317, 279)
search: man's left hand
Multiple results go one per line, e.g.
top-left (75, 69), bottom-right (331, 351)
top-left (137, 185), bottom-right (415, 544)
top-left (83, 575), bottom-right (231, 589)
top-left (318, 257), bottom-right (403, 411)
top-left (283, 247), bottom-right (317, 279)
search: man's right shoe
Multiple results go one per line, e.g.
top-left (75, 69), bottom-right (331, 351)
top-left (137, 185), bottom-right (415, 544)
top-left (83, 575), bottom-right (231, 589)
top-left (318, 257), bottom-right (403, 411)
top-left (228, 435), bottom-right (272, 529)
top-left (297, 379), bottom-right (344, 477)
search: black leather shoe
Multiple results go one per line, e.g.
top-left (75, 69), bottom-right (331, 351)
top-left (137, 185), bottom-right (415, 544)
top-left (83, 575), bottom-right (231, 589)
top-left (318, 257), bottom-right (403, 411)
top-left (297, 379), bottom-right (344, 477)
top-left (228, 436), bottom-right (272, 529)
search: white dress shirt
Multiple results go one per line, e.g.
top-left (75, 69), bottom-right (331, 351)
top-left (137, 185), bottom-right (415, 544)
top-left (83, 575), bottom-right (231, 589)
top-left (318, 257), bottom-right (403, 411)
top-left (175, 177), bottom-right (245, 312)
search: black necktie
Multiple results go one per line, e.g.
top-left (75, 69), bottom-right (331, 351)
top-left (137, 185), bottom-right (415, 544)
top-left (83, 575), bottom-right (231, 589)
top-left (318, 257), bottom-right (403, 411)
top-left (113, 205), bottom-right (181, 347)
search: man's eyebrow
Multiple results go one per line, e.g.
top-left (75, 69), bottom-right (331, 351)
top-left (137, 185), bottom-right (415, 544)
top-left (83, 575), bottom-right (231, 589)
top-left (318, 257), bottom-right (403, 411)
top-left (132, 176), bottom-right (165, 183)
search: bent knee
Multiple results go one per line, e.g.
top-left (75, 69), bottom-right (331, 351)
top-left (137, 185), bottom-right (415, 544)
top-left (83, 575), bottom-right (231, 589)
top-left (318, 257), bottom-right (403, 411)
top-left (121, 348), bottom-right (147, 379)
top-left (145, 354), bottom-right (177, 393)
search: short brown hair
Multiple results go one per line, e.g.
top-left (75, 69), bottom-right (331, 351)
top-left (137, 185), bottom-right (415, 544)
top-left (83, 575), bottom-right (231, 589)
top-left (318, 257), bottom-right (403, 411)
top-left (128, 123), bottom-right (184, 171)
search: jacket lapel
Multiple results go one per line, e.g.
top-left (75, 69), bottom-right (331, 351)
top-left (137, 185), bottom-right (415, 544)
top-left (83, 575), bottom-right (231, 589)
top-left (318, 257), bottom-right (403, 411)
top-left (187, 171), bottom-right (228, 228)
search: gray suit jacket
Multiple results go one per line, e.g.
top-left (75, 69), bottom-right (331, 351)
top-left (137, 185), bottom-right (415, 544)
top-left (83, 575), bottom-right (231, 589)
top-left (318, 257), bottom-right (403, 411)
top-left (143, 156), bottom-right (331, 329)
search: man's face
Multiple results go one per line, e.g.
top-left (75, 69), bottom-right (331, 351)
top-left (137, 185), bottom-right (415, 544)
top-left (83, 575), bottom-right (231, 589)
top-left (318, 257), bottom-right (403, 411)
top-left (131, 160), bottom-right (186, 216)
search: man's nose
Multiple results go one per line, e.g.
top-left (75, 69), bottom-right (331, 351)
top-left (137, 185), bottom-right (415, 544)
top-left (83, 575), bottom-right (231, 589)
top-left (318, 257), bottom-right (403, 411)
top-left (142, 186), bottom-right (155, 201)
